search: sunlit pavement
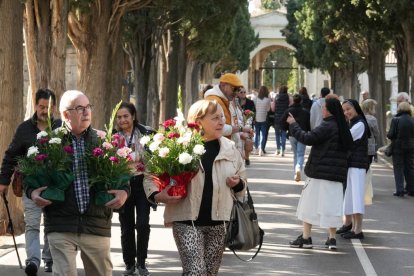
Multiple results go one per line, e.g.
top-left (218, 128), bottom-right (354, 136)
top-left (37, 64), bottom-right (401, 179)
top-left (1, 131), bottom-right (413, 275)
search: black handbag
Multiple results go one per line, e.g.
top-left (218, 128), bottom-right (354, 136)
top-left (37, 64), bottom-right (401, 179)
top-left (225, 187), bottom-right (264, 262)
top-left (384, 142), bottom-right (394, 157)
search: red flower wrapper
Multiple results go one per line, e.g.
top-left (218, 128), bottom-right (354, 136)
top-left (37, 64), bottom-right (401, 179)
top-left (155, 171), bottom-right (197, 198)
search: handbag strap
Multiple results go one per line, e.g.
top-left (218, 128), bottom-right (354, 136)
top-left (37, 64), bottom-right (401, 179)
top-left (229, 228), bottom-right (264, 262)
top-left (229, 186), bottom-right (264, 262)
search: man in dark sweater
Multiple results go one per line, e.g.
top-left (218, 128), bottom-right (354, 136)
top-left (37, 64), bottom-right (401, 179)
top-left (0, 89), bottom-right (60, 275)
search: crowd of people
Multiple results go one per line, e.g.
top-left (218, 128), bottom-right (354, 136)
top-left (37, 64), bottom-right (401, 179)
top-left (0, 74), bottom-right (413, 275)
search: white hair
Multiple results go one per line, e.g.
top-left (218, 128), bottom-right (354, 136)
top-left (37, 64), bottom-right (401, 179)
top-left (59, 90), bottom-right (86, 116)
top-left (397, 92), bottom-right (411, 103)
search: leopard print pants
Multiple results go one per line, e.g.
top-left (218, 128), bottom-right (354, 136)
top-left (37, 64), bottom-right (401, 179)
top-left (173, 223), bottom-right (226, 276)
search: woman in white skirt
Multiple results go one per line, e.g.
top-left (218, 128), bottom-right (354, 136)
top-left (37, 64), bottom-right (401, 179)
top-left (339, 99), bottom-right (370, 239)
top-left (286, 96), bottom-right (353, 250)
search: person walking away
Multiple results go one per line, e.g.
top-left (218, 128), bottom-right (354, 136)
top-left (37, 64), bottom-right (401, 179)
top-left (145, 100), bottom-right (246, 275)
top-left (361, 99), bottom-right (380, 204)
top-left (310, 87), bottom-right (330, 130)
top-left (204, 73), bottom-right (252, 141)
top-left (280, 94), bottom-right (310, 182)
top-left (337, 99), bottom-right (370, 240)
top-left (387, 102), bottom-right (414, 197)
top-left (0, 89), bottom-right (59, 275)
top-left (253, 86), bottom-right (271, 156)
top-left (116, 102), bottom-right (155, 275)
top-left (299, 87), bottom-right (313, 112)
top-left (27, 90), bottom-right (129, 276)
top-left (273, 85), bottom-right (290, 156)
top-left (287, 97), bottom-right (353, 250)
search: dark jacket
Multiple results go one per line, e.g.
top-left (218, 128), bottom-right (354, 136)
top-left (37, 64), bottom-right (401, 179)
top-left (42, 127), bottom-right (119, 237)
top-left (280, 103), bottom-right (310, 134)
top-left (240, 98), bottom-right (256, 114)
top-left (0, 114), bottom-right (62, 185)
top-left (387, 112), bottom-right (414, 152)
top-left (348, 117), bottom-right (369, 169)
top-left (289, 116), bottom-right (349, 182)
top-left (301, 97), bottom-right (313, 112)
top-left (274, 93), bottom-right (290, 128)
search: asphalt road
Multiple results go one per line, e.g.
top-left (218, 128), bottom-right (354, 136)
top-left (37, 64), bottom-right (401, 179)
top-left (0, 134), bottom-right (413, 276)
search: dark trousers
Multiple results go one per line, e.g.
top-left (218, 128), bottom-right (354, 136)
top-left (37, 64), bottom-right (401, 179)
top-left (119, 175), bottom-right (151, 267)
top-left (392, 149), bottom-right (414, 193)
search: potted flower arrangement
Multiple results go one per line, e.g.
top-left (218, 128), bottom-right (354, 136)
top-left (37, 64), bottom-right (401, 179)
top-left (86, 101), bottom-right (134, 205)
top-left (18, 108), bottom-right (74, 201)
top-left (139, 110), bottom-right (205, 197)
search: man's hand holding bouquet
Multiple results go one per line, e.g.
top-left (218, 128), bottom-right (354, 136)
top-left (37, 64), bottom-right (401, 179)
top-left (140, 110), bottom-right (205, 198)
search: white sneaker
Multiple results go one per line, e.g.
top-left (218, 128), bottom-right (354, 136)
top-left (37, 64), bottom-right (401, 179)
top-left (294, 171), bottom-right (301, 182)
top-left (259, 149), bottom-right (263, 156)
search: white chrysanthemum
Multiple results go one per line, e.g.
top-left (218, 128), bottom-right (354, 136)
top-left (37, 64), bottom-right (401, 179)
top-left (149, 141), bottom-right (160, 152)
top-left (140, 136), bottom-right (151, 146)
top-left (178, 152), bottom-right (192, 165)
top-left (36, 131), bottom-right (48, 140)
top-left (158, 147), bottom-right (170, 158)
top-left (49, 138), bottom-right (62, 144)
top-left (193, 144), bottom-right (206, 155)
top-left (27, 146), bottom-right (39, 157)
top-left (153, 133), bottom-right (165, 143)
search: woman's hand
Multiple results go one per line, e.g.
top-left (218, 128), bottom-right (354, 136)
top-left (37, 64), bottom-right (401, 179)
top-left (106, 190), bottom-right (128, 209)
top-left (154, 185), bottom-right (182, 204)
top-left (287, 112), bottom-right (296, 125)
top-left (226, 175), bottom-right (241, 188)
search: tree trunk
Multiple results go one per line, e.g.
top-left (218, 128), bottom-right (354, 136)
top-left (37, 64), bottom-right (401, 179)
top-left (331, 67), bottom-right (353, 99)
top-left (0, 0), bottom-right (25, 236)
top-left (401, 20), bottom-right (414, 99)
top-left (148, 54), bottom-right (160, 128)
top-left (159, 38), bottom-right (168, 124)
top-left (24, 0), bottom-right (68, 107)
top-left (394, 36), bottom-right (409, 93)
top-left (164, 28), bottom-right (180, 119)
top-left (367, 43), bottom-right (386, 147)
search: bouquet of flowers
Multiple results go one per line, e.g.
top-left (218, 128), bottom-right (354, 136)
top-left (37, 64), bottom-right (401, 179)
top-left (86, 102), bottom-right (133, 205)
top-left (18, 111), bottom-right (74, 201)
top-left (140, 110), bottom-right (205, 197)
top-left (243, 109), bottom-right (255, 128)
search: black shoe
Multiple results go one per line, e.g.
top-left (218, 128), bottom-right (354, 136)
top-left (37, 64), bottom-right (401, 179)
top-left (289, 234), bottom-right (313, 249)
top-left (25, 261), bottom-right (38, 276)
top-left (123, 264), bottom-right (136, 276)
top-left (342, 231), bottom-right (364, 239)
top-left (393, 192), bottom-right (404, 197)
top-left (407, 192), bottom-right (414, 197)
top-left (262, 149), bottom-right (267, 154)
top-left (325, 237), bottom-right (337, 250)
top-left (44, 261), bottom-right (53, 273)
top-left (245, 159), bottom-right (250, 166)
top-left (336, 223), bottom-right (352, 234)
top-left (137, 263), bottom-right (150, 275)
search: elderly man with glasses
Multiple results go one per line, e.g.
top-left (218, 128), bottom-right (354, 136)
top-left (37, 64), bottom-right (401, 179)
top-left (26, 90), bottom-right (129, 276)
top-left (204, 73), bottom-right (253, 142)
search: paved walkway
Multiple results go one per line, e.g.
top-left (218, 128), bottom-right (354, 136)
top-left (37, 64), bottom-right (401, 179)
top-left (1, 133), bottom-right (413, 275)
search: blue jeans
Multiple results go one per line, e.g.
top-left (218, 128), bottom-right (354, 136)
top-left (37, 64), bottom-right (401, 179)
top-left (289, 137), bottom-right (306, 172)
top-left (275, 126), bottom-right (287, 152)
top-left (119, 175), bottom-right (151, 267)
top-left (23, 195), bottom-right (52, 267)
top-left (254, 121), bottom-right (267, 150)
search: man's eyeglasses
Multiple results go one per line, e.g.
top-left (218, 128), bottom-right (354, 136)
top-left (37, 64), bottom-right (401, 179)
top-left (66, 104), bottom-right (93, 114)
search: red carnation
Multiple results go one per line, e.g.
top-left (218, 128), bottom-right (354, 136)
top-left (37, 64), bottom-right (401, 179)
top-left (187, 122), bottom-right (200, 131)
top-left (168, 132), bottom-right (180, 139)
top-left (35, 154), bottom-right (48, 161)
top-left (163, 119), bottom-right (176, 128)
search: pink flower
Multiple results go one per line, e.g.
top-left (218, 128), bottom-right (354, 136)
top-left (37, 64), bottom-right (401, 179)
top-left (92, 148), bottom-right (104, 157)
top-left (112, 134), bottom-right (121, 141)
top-left (35, 154), bottom-right (48, 161)
top-left (153, 133), bottom-right (165, 143)
top-left (136, 162), bottom-right (145, 172)
top-left (63, 146), bottom-right (74, 154)
top-left (109, 156), bottom-right (119, 163)
top-left (96, 130), bottom-right (107, 139)
top-left (102, 142), bottom-right (113, 150)
top-left (111, 141), bottom-right (119, 148)
top-left (39, 138), bottom-right (49, 144)
top-left (168, 132), bottom-right (180, 139)
top-left (163, 119), bottom-right (176, 128)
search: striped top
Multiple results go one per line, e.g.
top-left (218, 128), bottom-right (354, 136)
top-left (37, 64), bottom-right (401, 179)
top-left (254, 97), bottom-right (271, 122)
